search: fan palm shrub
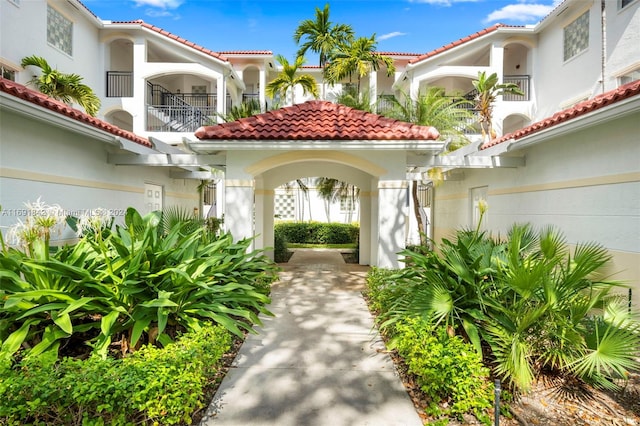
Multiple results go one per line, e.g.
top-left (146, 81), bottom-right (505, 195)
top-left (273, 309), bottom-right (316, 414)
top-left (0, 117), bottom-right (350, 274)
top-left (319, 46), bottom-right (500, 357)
top-left (383, 221), bottom-right (639, 393)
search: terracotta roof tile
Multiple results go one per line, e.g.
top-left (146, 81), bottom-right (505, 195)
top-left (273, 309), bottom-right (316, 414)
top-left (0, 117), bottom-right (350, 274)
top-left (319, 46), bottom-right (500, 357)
top-left (481, 80), bottom-right (640, 149)
top-left (218, 50), bottom-right (273, 55)
top-left (0, 78), bottom-right (152, 148)
top-left (409, 24), bottom-right (508, 64)
top-left (195, 100), bottom-right (440, 141)
top-left (109, 20), bottom-right (229, 62)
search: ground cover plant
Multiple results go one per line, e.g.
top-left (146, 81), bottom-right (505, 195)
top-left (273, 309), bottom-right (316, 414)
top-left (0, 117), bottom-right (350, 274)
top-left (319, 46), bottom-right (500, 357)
top-left (0, 200), bottom-right (279, 424)
top-left (366, 216), bottom-right (640, 423)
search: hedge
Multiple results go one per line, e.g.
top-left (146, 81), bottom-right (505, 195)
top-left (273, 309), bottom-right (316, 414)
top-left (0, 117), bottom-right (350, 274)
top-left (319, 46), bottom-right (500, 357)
top-left (274, 222), bottom-right (359, 245)
top-left (0, 324), bottom-right (232, 426)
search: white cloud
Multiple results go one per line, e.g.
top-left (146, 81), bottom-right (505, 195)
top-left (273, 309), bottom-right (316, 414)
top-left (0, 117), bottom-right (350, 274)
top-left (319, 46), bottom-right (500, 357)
top-left (133, 0), bottom-right (184, 9)
top-left (379, 32), bottom-right (407, 41)
top-left (485, 2), bottom-right (556, 23)
top-left (408, 0), bottom-right (479, 6)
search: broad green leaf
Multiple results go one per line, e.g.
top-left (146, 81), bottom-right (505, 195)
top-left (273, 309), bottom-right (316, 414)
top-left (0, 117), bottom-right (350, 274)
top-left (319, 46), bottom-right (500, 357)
top-left (53, 312), bottom-right (73, 334)
top-left (101, 310), bottom-right (121, 336)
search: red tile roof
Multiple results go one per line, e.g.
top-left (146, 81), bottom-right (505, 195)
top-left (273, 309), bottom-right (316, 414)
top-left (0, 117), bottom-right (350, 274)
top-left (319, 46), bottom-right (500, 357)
top-left (109, 20), bottom-right (229, 62)
top-left (409, 24), bottom-right (507, 64)
top-left (0, 78), bottom-right (152, 148)
top-left (195, 100), bottom-right (440, 141)
top-left (482, 80), bottom-right (640, 149)
top-left (218, 50), bottom-right (273, 55)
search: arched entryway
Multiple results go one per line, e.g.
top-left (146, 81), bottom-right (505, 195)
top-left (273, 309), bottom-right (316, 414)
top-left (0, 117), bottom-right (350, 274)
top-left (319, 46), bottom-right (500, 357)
top-left (188, 100), bottom-right (444, 268)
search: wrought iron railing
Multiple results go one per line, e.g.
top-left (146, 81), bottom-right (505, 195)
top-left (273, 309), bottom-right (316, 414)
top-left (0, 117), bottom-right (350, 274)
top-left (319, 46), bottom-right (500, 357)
top-left (503, 75), bottom-right (530, 101)
top-left (106, 71), bottom-right (133, 97)
top-left (146, 82), bottom-right (218, 132)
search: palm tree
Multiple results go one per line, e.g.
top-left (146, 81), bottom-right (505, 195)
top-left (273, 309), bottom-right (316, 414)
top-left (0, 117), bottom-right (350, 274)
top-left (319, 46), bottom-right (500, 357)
top-left (324, 35), bottom-right (395, 97)
top-left (383, 87), bottom-right (475, 245)
top-left (265, 55), bottom-right (319, 105)
top-left (21, 55), bottom-right (101, 116)
top-left (472, 71), bottom-right (524, 141)
top-left (315, 177), bottom-right (359, 223)
top-left (293, 3), bottom-right (354, 68)
top-left (219, 99), bottom-right (262, 122)
top-left (335, 86), bottom-right (374, 113)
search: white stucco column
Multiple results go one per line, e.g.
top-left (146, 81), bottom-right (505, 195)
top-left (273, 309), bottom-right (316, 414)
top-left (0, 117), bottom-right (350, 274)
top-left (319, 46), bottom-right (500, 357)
top-left (224, 179), bottom-right (254, 246)
top-left (377, 180), bottom-right (408, 268)
top-left (259, 189), bottom-right (275, 260)
top-left (216, 74), bottom-right (226, 123)
top-left (369, 70), bottom-right (377, 109)
top-left (131, 39), bottom-right (147, 134)
top-left (259, 68), bottom-right (266, 111)
top-left (359, 190), bottom-right (372, 265)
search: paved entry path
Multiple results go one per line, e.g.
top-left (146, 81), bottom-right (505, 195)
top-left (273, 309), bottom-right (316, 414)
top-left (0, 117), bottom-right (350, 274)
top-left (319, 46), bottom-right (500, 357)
top-left (199, 249), bottom-right (423, 426)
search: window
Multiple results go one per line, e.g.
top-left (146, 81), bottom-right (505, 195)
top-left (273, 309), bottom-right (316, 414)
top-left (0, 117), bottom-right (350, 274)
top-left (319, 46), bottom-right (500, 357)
top-left (563, 11), bottom-right (589, 61)
top-left (47, 5), bottom-right (73, 56)
top-left (619, 69), bottom-right (640, 86)
top-left (1, 65), bottom-right (16, 81)
top-left (340, 196), bottom-right (356, 213)
top-left (275, 193), bottom-right (296, 220)
top-left (620, 0), bottom-right (636, 9)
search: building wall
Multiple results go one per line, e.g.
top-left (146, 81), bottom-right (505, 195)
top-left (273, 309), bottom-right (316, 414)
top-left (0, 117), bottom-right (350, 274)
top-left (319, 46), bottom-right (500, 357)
top-left (433, 110), bottom-right (640, 307)
top-left (0, 108), bottom-right (199, 244)
top-left (1, 0), bottom-right (104, 95)
top-left (533, 1), bottom-right (604, 119)
top-left (605, 0), bottom-right (640, 90)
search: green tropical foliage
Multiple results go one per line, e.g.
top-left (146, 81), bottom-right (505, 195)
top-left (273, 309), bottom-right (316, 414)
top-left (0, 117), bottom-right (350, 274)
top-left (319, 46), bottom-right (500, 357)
top-left (293, 3), bottom-right (354, 67)
top-left (315, 176), bottom-right (360, 222)
top-left (324, 35), bottom-right (395, 96)
top-left (266, 54), bottom-right (319, 105)
top-left (20, 55), bottom-right (101, 116)
top-left (220, 98), bottom-right (262, 122)
top-left (472, 71), bottom-right (524, 140)
top-left (372, 220), bottom-right (639, 394)
top-left (381, 87), bottom-right (475, 244)
top-left (0, 324), bottom-right (231, 425)
top-left (0, 205), bottom-right (278, 363)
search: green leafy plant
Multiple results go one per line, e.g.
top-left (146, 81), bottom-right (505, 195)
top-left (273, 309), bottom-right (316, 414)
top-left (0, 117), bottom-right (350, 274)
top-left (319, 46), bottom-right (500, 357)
top-left (0, 203), bottom-right (278, 362)
top-left (390, 317), bottom-right (493, 423)
top-left (0, 324), bottom-right (231, 425)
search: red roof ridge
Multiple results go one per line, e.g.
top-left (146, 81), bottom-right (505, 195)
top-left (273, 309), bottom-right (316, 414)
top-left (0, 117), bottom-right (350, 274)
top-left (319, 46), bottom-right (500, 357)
top-left (218, 50), bottom-right (273, 55)
top-left (0, 78), bottom-right (152, 148)
top-left (195, 100), bottom-right (440, 141)
top-left (482, 80), bottom-right (640, 149)
top-left (409, 24), bottom-right (512, 64)
top-left (107, 20), bottom-right (229, 63)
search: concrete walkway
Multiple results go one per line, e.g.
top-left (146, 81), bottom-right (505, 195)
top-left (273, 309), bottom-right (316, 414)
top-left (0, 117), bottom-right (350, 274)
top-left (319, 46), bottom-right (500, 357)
top-left (199, 249), bottom-right (422, 426)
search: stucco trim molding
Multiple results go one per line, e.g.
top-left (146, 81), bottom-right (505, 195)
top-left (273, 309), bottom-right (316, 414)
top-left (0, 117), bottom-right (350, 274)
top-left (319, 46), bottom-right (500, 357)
top-left (378, 180), bottom-right (408, 189)
top-left (225, 179), bottom-right (255, 188)
top-left (245, 151), bottom-right (387, 177)
top-left (0, 168), bottom-right (144, 194)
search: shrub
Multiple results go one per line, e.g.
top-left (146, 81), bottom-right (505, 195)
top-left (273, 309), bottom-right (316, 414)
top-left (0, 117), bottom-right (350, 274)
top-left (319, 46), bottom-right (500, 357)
top-left (274, 222), bottom-right (359, 245)
top-left (273, 226), bottom-right (291, 263)
top-left (390, 317), bottom-right (493, 423)
top-left (0, 324), bottom-right (232, 425)
top-left (0, 206), bottom-right (278, 361)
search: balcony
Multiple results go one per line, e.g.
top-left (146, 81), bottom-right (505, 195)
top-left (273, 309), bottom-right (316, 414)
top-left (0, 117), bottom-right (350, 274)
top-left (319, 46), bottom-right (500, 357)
top-left (106, 71), bottom-right (133, 97)
top-left (503, 75), bottom-right (530, 101)
top-left (146, 82), bottom-right (222, 132)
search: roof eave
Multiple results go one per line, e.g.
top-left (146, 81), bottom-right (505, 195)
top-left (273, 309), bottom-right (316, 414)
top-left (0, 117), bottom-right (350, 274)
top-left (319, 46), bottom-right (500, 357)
top-left (184, 139), bottom-right (445, 153)
top-left (507, 94), bottom-right (640, 152)
top-left (0, 92), bottom-right (153, 152)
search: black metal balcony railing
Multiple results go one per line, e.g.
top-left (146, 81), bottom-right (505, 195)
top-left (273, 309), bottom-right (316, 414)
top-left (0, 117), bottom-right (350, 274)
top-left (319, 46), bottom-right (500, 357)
top-left (106, 71), bottom-right (133, 97)
top-left (503, 75), bottom-right (530, 101)
top-left (145, 82), bottom-right (236, 132)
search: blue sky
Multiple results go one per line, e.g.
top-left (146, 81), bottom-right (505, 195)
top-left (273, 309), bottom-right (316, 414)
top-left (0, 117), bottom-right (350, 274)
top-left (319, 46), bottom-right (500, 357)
top-left (84, 0), bottom-right (560, 64)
